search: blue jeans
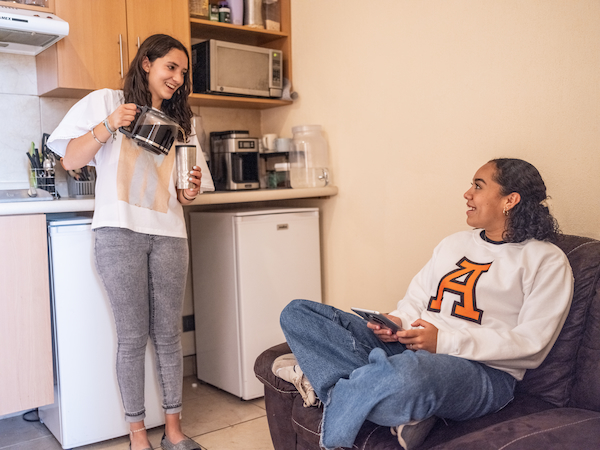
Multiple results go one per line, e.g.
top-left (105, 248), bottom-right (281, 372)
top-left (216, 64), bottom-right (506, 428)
top-left (280, 299), bottom-right (516, 449)
top-left (94, 227), bottom-right (189, 422)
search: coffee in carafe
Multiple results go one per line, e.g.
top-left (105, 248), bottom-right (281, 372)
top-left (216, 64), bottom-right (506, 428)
top-left (119, 106), bottom-right (182, 156)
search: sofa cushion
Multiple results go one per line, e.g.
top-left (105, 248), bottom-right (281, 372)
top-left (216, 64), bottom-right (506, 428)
top-left (516, 235), bottom-right (600, 407)
top-left (429, 408), bottom-right (600, 450)
top-left (289, 388), bottom-right (557, 450)
top-left (420, 395), bottom-right (556, 449)
top-left (570, 270), bottom-right (600, 411)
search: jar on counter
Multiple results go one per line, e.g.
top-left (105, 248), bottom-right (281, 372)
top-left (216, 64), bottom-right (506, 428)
top-left (289, 125), bottom-right (330, 188)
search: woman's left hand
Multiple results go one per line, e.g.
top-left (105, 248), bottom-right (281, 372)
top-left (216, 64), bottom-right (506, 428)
top-left (397, 319), bottom-right (438, 353)
top-left (181, 166), bottom-right (202, 203)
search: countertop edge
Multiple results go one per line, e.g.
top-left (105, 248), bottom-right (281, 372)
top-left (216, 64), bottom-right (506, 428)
top-left (187, 186), bottom-right (338, 205)
top-left (0, 186), bottom-right (338, 216)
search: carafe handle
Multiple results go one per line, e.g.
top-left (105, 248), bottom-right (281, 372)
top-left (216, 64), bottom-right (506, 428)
top-left (119, 127), bottom-right (133, 139)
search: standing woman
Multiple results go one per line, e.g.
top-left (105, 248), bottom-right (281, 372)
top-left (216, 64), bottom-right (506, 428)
top-left (48, 35), bottom-right (213, 450)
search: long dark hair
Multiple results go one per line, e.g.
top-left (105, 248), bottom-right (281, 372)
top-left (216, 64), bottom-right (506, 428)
top-left (123, 34), bottom-right (193, 138)
top-left (490, 158), bottom-right (560, 243)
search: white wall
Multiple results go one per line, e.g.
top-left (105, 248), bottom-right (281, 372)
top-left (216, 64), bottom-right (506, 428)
top-left (263, 0), bottom-right (600, 312)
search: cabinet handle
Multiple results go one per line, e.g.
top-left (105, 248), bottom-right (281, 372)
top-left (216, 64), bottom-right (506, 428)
top-left (137, 37), bottom-right (141, 49)
top-left (119, 34), bottom-right (124, 79)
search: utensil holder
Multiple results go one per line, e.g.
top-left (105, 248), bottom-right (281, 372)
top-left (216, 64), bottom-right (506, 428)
top-left (67, 173), bottom-right (96, 198)
top-left (31, 167), bottom-right (58, 198)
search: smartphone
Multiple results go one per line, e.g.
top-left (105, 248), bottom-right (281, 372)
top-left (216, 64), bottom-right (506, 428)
top-left (351, 307), bottom-right (402, 333)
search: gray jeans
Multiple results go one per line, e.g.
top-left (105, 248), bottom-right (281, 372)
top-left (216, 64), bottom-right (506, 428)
top-left (94, 227), bottom-right (189, 422)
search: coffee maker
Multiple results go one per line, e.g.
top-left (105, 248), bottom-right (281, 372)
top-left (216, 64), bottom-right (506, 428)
top-left (210, 131), bottom-right (260, 190)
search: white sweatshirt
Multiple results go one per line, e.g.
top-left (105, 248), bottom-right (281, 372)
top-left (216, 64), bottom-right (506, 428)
top-left (389, 230), bottom-right (573, 380)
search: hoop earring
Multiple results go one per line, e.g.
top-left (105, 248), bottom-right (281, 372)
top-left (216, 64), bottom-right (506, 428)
top-left (503, 206), bottom-right (509, 216)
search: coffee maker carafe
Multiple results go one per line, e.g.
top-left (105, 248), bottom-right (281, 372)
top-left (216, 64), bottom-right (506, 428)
top-left (210, 130), bottom-right (260, 190)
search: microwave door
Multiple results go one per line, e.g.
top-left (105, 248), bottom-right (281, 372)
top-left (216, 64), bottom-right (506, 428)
top-left (214, 45), bottom-right (271, 97)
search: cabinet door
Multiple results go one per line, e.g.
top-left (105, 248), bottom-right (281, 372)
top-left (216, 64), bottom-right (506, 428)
top-left (37, 0), bottom-right (129, 94)
top-left (125, 0), bottom-right (191, 64)
top-left (0, 215), bottom-right (53, 416)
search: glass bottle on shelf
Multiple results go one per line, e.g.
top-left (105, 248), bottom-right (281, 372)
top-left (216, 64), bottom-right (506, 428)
top-left (289, 125), bottom-right (330, 189)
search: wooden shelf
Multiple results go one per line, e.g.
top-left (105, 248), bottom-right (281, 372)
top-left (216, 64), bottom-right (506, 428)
top-left (190, 17), bottom-right (288, 46)
top-left (39, 88), bottom-right (293, 110)
top-left (189, 93), bottom-right (292, 109)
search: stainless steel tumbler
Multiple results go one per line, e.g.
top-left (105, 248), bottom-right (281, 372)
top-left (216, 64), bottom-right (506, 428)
top-left (175, 145), bottom-right (196, 189)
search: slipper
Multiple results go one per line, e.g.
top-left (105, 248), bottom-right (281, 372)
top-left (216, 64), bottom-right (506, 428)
top-left (129, 445), bottom-right (152, 450)
top-left (160, 433), bottom-right (201, 450)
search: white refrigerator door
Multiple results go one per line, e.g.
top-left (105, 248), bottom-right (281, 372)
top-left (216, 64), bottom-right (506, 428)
top-left (40, 220), bottom-right (163, 449)
top-left (234, 210), bottom-right (322, 399)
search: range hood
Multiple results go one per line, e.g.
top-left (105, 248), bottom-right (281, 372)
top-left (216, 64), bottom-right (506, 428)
top-left (0, 6), bottom-right (68, 56)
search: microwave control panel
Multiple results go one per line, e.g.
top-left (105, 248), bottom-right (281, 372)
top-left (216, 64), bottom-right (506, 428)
top-left (272, 52), bottom-right (282, 87)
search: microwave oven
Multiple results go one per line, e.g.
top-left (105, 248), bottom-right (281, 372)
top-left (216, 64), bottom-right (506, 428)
top-left (192, 40), bottom-right (283, 98)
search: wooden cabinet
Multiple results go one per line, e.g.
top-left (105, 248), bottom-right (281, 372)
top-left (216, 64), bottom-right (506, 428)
top-left (36, 0), bottom-right (128, 96)
top-left (187, 0), bottom-right (292, 109)
top-left (35, 0), bottom-right (292, 109)
top-left (36, 0), bottom-right (190, 97)
top-left (0, 214), bottom-right (53, 416)
top-left (125, 0), bottom-right (191, 65)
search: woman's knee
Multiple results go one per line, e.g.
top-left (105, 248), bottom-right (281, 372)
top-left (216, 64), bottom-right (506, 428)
top-left (117, 333), bottom-right (149, 353)
top-left (280, 299), bottom-right (312, 327)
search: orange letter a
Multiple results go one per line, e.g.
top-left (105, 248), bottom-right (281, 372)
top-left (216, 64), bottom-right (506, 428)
top-left (427, 257), bottom-right (491, 324)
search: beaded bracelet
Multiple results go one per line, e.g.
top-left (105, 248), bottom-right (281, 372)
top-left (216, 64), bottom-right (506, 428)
top-left (103, 117), bottom-right (117, 138)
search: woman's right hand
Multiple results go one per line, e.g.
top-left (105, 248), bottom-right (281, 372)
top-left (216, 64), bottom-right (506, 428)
top-left (367, 314), bottom-right (403, 343)
top-left (106, 103), bottom-right (138, 130)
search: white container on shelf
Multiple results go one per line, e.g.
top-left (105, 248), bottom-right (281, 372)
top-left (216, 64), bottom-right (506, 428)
top-left (229, 0), bottom-right (244, 25)
top-left (289, 125), bottom-right (330, 188)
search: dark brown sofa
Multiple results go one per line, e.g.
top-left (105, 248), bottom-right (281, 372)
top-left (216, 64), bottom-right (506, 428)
top-left (254, 234), bottom-right (600, 449)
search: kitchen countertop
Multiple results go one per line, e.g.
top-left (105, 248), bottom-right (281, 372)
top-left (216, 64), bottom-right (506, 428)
top-left (0, 186), bottom-right (338, 216)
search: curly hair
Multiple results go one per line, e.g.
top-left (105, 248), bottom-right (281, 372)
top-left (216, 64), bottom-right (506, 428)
top-left (123, 34), bottom-right (193, 139)
top-left (490, 158), bottom-right (560, 243)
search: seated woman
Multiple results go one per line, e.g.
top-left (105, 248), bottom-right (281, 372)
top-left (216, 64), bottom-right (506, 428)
top-left (273, 158), bottom-right (574, 450)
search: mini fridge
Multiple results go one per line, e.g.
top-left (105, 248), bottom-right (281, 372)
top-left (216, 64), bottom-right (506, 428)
top-left (39, 214), bottom-right (164, 449)
top-left (190, 208), bottom-right (322, 400)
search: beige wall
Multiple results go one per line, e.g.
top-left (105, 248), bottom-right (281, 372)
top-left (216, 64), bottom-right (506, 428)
top-left (263, 0), bottom-right (600, 312)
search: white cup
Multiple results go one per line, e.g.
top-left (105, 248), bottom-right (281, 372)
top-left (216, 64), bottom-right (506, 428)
top-left (274, 138), bottom-right (292, 153)
top-left (262, 133), bottom-right (278, 152)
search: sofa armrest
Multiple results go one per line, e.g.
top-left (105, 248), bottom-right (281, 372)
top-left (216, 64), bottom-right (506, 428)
top-left (430, 408), bottom-right (600, 450)
top-left (255, 343), bottom-right (301, 450)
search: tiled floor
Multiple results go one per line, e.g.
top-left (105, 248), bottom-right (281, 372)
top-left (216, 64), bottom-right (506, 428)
top-left (0, 376), bottom-right (275, 450)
